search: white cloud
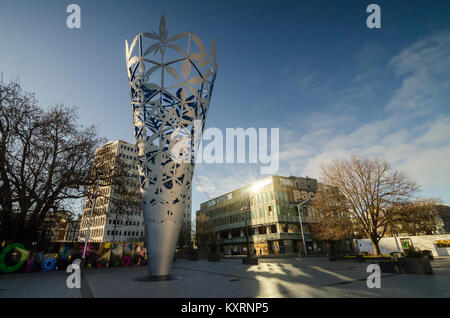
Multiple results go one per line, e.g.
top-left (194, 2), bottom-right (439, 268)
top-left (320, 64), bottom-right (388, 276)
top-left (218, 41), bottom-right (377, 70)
top-left (278, 32), bottom-right (450, 200)
top-left (192, 32), bottom-right (450, 207)
top-left (386, 32), bottom-right (450, 113)
top-left (283, 114), bottom-right (450, 196)
top-left (416, 117), bottom-right (450, 146)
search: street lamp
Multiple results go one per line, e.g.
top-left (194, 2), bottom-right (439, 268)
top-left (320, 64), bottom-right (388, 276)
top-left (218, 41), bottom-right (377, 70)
top-left (297, 199), bottom-right (310, 258)
top-left (82, 170), bottom-right (103, 266)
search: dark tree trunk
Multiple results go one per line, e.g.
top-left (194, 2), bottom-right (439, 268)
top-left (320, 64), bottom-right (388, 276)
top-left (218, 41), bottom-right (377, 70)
top-left (370, 235), bottom-right (382, 256)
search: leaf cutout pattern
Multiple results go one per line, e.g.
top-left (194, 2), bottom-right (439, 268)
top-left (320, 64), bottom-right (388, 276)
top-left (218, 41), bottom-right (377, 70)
top-left (124, 14), bottom-right (217, 276)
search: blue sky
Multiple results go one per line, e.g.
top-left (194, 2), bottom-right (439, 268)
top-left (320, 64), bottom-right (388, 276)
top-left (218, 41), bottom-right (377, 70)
top-left (1, 0), bottom-right (449, 217)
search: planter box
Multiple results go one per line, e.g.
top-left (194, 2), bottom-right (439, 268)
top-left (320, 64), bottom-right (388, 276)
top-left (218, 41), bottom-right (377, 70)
top-left (378, 260), bottom-right (400, 273)
top-left (398, 256), bottom-right (433, 275)
top-left (242, 257), bottom-right (259, 265)
top-left (207, 254), bottom-right (221, 262)
top-left (422, 250), bottom-right (434, 260)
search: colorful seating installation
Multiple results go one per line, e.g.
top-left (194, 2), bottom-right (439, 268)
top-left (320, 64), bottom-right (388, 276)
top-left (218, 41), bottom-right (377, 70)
top-left (0, 241), bottom-right (148, 274)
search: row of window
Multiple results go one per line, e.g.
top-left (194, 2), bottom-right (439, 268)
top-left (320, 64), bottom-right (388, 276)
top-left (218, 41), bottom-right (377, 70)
top-left (80, 228), bottom-right (144, 239)
top-left (203, 191), bottom-right (292, 219)
top-left (106, 230), bottom-right (143, 237)
top-left (205, 199), bottom-right (249, 218)
top-left (108, 219), bottom-right (142, 226)
top-left (79, 228), bottom-right (103, 238)
top-left (119, 153), bottom-right (137, 161)
top-left (120, 144), bottom-right (137, 152)
top-left (218, 222), bottom-right (312, 238)
top-left (81, 216), bottom-right (106, 229)
top-left (252, 190), bottom-right (289, 206)
top-left (211, 205), bottom-right (316, 227)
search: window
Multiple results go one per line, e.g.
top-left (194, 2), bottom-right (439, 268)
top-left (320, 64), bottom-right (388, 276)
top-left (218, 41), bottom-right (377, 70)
top-left (270, 224), bottom-right (277, 233)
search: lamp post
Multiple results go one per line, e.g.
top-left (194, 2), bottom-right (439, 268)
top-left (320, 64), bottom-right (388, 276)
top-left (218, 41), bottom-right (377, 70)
top-left (82, 170), bottom-right (103, 267)
top-left (297, 199), bottom-right (309, 258)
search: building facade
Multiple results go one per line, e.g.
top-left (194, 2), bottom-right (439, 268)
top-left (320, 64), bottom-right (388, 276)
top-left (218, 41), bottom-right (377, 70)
top-left (196, 175), bottom-right (323, 256)
top-left (437, 205), bottom-right (450, 234)
top-left (64, 215), bottom-right (81, 242)
top-left (32, 210), bottom-right (72, 242)
top-left (79, 140), bottom-right (192, 243)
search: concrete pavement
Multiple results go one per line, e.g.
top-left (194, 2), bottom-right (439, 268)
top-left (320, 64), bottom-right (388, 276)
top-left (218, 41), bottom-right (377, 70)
top-left (1, 257), bottom-right (450, 298)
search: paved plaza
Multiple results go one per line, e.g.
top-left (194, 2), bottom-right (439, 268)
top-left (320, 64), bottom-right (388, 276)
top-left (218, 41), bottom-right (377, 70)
top-left (1, 256), bottom-right (450, 298)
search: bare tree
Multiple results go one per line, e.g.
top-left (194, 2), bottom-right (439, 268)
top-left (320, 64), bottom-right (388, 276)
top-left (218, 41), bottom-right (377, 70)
top-left (177, 220), bottom-right (192, 248)
top-left (0, 78), bottom-right (134, 245)
top-left (195, 213), bottom-right (214, 251)
top-left (318, 156), bottom-right (419, 256)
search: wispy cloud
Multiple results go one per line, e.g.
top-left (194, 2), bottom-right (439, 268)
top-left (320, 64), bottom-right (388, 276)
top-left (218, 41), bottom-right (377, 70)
top-left (191, 32), bottom-right (450, 209)
top-left (278, 32), bottom-right (450, 202)
top-left (386, 32), bottom-right (450, 113)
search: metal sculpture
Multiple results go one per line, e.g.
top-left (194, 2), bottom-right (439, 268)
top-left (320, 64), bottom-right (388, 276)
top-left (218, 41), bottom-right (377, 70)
top-left (125, 15), bottom-right (217, 277)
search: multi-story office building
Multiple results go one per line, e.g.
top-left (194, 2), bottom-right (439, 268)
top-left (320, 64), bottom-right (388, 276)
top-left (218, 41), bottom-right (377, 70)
top-left (196, 175), bottom-right (322, 256)
top-left (79, 140), bottom-right (192, 243)
top-left (79, 140), bottom-right (143, 242)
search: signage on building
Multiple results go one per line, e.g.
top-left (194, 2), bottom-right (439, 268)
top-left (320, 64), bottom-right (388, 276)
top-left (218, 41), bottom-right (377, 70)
top-left (292, 189), bottom-right (315, 202)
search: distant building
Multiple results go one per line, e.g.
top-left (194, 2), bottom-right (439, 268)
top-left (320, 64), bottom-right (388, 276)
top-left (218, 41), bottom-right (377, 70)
top-left (79, 140), bottom-right (191, 243)
top-left (436, 205), bottom-right (450, 234)
top-left (64, 214), bottom-right (81, 242)
top-left (196, 175), bottom-right (323, 256)
top-left (34, 210), bottom-right (72, 242)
